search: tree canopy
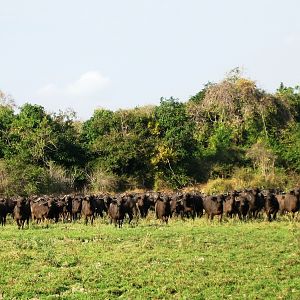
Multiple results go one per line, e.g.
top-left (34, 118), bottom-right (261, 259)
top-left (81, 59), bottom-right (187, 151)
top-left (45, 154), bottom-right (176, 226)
top-left (0, 72), bottom-right (299, 195)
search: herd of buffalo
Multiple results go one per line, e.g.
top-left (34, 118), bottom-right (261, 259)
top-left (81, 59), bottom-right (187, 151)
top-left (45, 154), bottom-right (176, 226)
top-left (0, 187), bottom-right (300, 228)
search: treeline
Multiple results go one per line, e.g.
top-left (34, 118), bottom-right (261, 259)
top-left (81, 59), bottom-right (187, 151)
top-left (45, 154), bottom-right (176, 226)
top-left (0, 71), bottom-right (300, 195)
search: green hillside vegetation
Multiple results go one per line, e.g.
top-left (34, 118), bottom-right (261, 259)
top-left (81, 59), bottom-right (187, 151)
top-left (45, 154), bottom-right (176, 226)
top-left (0, 70), bottom-right (300, 195)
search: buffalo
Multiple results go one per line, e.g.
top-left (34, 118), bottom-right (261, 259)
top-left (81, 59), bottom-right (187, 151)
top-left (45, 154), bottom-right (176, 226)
top-left (93, 195), bottom-right (107, 218)
top-left (81, 195), bottom-right (95, 225)
top-left (242, 188), bottom-right (264, 219)
top-left (121, 193), bottom-right (138, 224)
top-left (72, 196), bottom-right (82, 221)
top-left (31, 200), bottom-right (49, 223)
top-left (14, 197), bottom-right (30, 229)
top-left (203, 195), bottom-right (224, 221)
top-left (0, 199), bottom-right (7, 226)
top-left (223, 191), bottom-right (238, 218)
top-left (235, 195), bottom-right (249, 221)
top-left (136, 193), bottom-right (151, 218)
top-left (108, 197), bottom-right (126, 228)
top-left (155, 194), bottom-right (171, 224)
top-left (264, 191), bottom-right (279, 221)
top-left (277, 190), bottom-right (300, 217)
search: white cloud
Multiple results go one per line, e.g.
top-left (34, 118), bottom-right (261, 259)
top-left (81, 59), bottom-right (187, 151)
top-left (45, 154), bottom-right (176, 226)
top-left (35, 71), bottom-right (111, 119)
top-left (37, 71), bottom-right (110, 97)
top-left (36, 83), bottom-right (59, 95)
top-left (66, 71), bottom-right (110, 96)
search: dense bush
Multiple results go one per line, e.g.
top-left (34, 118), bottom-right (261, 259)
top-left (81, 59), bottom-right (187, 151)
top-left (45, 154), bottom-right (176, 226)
top-left (0, 72), bottom-right (299, 195)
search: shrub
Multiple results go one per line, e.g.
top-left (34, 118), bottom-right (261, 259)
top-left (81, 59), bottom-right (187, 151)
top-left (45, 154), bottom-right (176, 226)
top-left (88, 169), bottom-right (119, 193)
top-left (43, 161), bottom-right (74, 194)
top-left (202, 178), bottom-right (235, 195)
top-left (0, 160), bottom-right (10, 195)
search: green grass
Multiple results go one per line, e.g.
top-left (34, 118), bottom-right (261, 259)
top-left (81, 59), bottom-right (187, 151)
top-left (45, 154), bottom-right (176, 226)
top-left (0, 216), bottom-right (300, 299)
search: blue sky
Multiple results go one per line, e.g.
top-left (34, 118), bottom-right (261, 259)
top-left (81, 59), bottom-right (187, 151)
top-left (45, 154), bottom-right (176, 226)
top-left (1, 0), bottom-right (300, 119)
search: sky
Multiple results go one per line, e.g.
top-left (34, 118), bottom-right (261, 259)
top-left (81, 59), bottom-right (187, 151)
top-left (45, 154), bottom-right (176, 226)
top-left (1, 0), bottom-right (300, 120)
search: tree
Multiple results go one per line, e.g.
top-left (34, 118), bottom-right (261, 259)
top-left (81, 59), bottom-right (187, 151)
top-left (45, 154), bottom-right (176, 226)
top-left (276, 83), bottom-right (300, 122)
top-left (82, 107), bottom-right (155, 189)
top-left (246, 139), bottom-right (276, 176)
top-left (188, 74), bottom-right (291, 146)
top-left (6, 103), bottom-right (56, 164)
top-left (277, 123), bottom-right (300, 172)
top-left (151, 97), bottom-right (197, 188)
top-left (0, 105), bottom-right (15, 159)
top-left (1, 104), bottom-right (85, 194)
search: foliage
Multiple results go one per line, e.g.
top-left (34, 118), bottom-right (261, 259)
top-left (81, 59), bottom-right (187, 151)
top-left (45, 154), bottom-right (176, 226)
top-left (0, 100), bottom-right (86, 195)
top-left (203, 167), bottom-right (299, 194)
top-left (276, 83), bottom-right (300, 121)
top-left (188, 72), bottom-right (291, 148)
top-left (4, 159), bottom-right (47, 195)
top-left (202, 177), bottom-right (236, 194)
top-left (82, 107), bottom-right (155, 189)
top-left (0, 72), bottom-right (300, 195)
top-left (0, 159), bottom-right (9, 194)
top-left (0, 104), bottom-right (14, 158)
top-left (87, 169), bottom-right (120, 193)
top-left (151, 97), bottom-right (197, 188)
top-left (7, 103), bottom-right (56, 164)
top-left (44, 161), bottom-right (74, 194)
top-left (246, 139), bottom-right (276, 176)
top-left (276, 122), bottom-right (300, 172)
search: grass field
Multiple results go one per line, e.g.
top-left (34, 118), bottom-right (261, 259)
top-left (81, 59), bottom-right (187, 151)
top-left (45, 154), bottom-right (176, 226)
top-left (0, 216), bottom-right (300, 299)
